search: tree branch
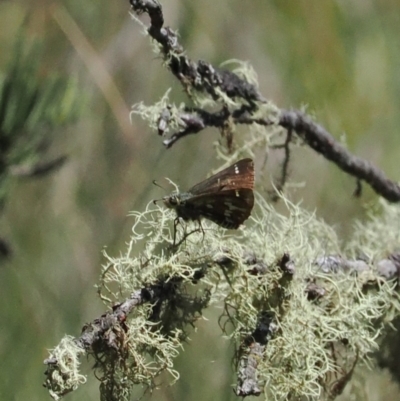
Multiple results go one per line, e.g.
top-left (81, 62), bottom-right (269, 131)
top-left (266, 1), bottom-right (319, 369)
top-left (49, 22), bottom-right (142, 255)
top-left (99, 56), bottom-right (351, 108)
top-left (43, 246), bottom-right (400, 399)
top-left (279, 111), bottom-right (400, 202)
top-left (129, 0), bottom-right (400, 203)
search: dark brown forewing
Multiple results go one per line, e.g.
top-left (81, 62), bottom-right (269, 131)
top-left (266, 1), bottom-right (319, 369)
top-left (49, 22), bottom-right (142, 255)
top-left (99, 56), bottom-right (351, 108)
top-left (188, 188), bottom-right (254, 229)
top-left (189, 158), bottom-right (254, 195)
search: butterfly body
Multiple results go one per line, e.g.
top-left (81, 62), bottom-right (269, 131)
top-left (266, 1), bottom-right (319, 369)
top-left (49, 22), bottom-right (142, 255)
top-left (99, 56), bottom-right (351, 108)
top-left (163, 158), bottom-right (254, 229)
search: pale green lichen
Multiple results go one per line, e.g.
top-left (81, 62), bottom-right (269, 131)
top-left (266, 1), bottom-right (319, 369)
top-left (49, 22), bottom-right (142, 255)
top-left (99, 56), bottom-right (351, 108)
top-left (220, 59), bottom-right (260, 88)
top-left (44, 336), bottom-right (87, 400)
top-left (130, 89), bottom-right (185, 135)
top-left (46, 192), bottom-right (400, 401)
top-left (96, 193), bottom-right (400, 401)
top-left (95, 306), bottom-right (184, 401)
top-left (346, 199), bottom-right (400, 260)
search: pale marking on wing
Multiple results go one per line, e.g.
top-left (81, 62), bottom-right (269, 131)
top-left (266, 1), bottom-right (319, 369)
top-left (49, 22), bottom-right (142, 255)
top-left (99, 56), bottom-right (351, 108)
top-left (234, 165), bottom-right (239, 174)
top-left (225, 202), bottom-right (245, 211)
top-left (235, 190), bottom-right (240, 197)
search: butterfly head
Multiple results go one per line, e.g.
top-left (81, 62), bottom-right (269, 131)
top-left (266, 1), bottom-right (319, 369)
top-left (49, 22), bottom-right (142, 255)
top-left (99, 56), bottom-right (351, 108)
top-left (162, 193), bottom-right (182, 209)
top-left (152, 179), bottom-right (183, 209)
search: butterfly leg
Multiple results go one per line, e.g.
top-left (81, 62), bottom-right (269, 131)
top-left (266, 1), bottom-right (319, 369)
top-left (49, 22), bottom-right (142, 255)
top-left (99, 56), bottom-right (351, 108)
top-left (171, 219), bottom-right (204, 249)
top-left (172, 218), bottom-right (191, 247)
top-left (172, 218), bottom-right (193, 248)
top-left (197, 219), bottom-right (205, 242)
top-left (172, 217), bottom-right (181, 247)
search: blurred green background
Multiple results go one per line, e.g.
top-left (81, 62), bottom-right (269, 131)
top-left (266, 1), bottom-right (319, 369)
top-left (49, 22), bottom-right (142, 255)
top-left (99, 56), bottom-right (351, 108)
top-left (1, 1), bottom-right (400, 400)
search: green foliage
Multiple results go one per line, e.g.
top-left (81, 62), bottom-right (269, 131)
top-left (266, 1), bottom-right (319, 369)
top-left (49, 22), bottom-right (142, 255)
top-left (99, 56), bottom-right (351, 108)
top-left (0, 34), bottom-right (84, 203)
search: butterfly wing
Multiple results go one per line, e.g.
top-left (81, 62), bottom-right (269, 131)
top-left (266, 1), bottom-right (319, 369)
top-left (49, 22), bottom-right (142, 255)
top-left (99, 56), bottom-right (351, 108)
top-left (177, 188), bottom-right (254, 229)
top-left (182, 188), bottom-right (254, 229)
top-left (189, 158), bottom-right (254, 195)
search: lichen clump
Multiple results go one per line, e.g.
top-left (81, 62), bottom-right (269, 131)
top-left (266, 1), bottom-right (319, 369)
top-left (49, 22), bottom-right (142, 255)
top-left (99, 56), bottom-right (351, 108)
top-left (94, 196), bottom-right (399, 401)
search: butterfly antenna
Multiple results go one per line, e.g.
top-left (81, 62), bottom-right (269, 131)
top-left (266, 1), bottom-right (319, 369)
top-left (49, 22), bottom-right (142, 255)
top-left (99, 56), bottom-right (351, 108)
top-left (152, 180), bottom-right (167, 204)
top-left (152, 180), bottom-right (167, 190)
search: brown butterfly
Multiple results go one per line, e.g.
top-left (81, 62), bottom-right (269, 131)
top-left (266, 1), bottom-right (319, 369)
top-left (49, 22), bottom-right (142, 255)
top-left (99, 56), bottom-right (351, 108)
top-left (161, 158), bottom-right (254, 229)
